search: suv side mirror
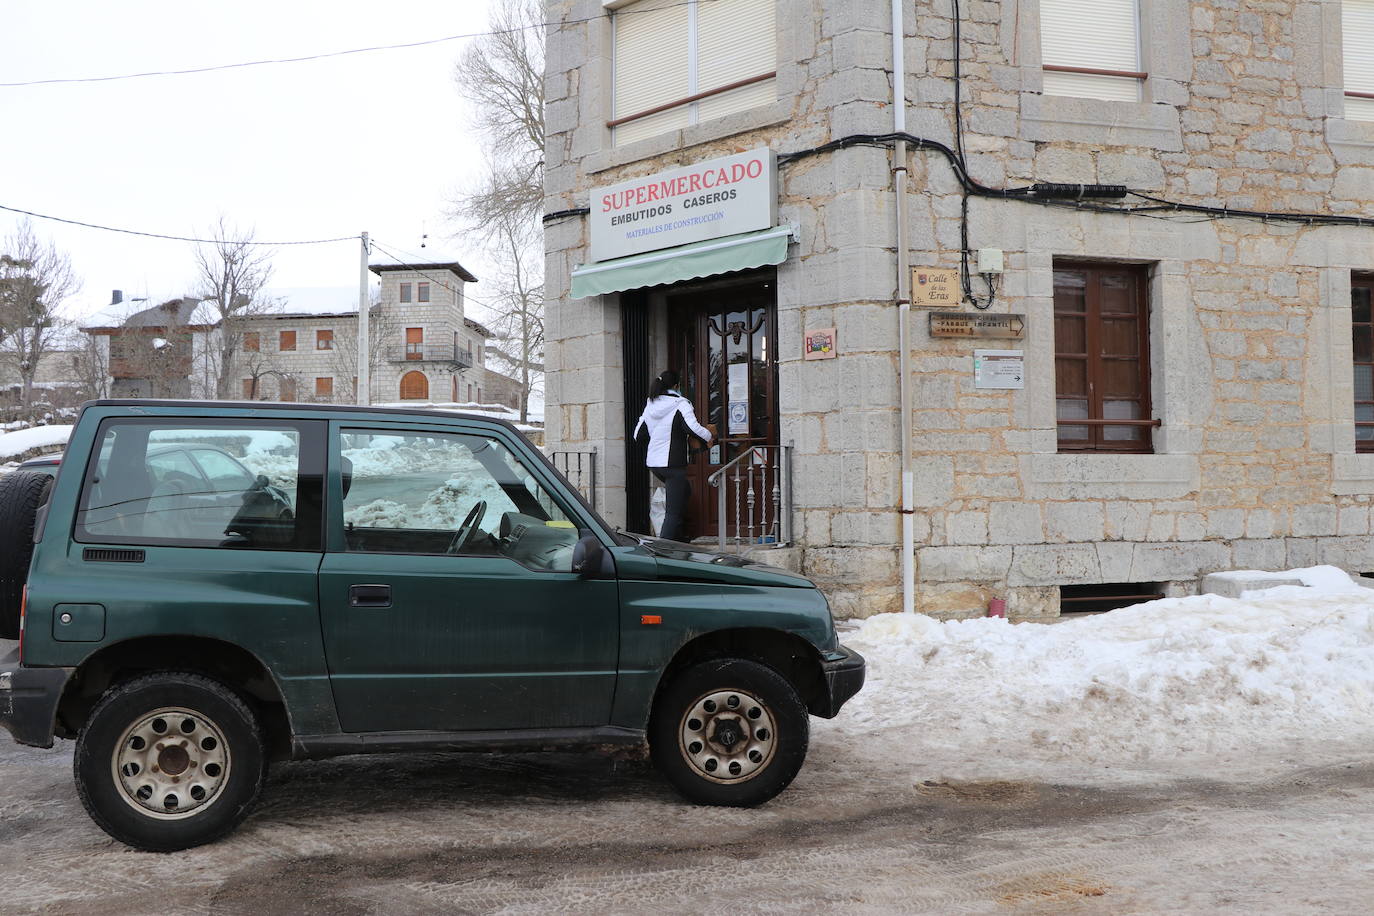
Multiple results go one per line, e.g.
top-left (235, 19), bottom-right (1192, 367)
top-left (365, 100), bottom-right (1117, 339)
top-left (571, 533), bottom-right (612, 579)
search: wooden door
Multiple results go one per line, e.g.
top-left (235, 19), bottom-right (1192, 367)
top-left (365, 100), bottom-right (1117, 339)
top-left (666, 278), bottom-right (778, 541)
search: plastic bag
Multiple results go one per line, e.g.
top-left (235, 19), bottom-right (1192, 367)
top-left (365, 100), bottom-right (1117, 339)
top-left (649, 486), bottom-right (666, 536)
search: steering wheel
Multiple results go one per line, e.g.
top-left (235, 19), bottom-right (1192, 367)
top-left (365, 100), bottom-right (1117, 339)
top-left (446, 500), bottom-right (487, 555)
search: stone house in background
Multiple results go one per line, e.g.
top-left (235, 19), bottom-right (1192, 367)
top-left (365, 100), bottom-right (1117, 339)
top-left (83, 259), bottom-right (525, 410)
top-left (543, 0), bottom-right (1374, 619)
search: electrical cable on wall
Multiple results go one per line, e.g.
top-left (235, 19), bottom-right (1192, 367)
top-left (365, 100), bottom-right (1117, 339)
top-left (949, 0), bottom-right (999, 310)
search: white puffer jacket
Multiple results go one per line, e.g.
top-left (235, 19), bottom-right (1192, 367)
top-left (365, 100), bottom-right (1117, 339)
top-left (632, 393), bottom-right (713, 468)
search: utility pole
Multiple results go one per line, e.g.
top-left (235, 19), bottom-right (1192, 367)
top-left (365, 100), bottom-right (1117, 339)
top-left (358, 232), bottom-right (370, 405)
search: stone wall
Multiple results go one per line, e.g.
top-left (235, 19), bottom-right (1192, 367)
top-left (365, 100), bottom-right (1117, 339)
top-left (544, 0), bottom-right (1374, 619)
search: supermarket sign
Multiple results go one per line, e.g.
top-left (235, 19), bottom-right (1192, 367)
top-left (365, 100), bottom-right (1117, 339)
top-left (590, 148), bottom-right (777, 262)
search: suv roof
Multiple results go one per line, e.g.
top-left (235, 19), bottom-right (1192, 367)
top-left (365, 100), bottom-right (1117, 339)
top-left (83, 399), bottom-right (522, 433)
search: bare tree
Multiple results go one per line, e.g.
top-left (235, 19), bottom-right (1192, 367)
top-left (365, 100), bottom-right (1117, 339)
top-left (107, 301), bottom-right (196, 399)
top-left (481, 208), bottom-right (544, 423)
top-left (71, 331), bottom-right (111, 400)
top-left (451, 0), bottom-right (546, 420)
top-left (452, 0), bottom-right (545, 229)
top-left (0, 221), bottom-right (80, 414)
top-left (193, 217), bottom-right (276, 398)
top-left (330, 290), bottom-right (395, 403)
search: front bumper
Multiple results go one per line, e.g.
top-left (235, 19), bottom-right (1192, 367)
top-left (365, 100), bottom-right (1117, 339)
top-left (0, 646), bottom-right (70, 749)
top-left (812, 643), bottom-right (866, 719)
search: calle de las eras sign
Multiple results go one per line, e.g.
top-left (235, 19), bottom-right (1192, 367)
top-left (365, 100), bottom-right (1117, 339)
top-left (590, 148), bottom-right (778, 263)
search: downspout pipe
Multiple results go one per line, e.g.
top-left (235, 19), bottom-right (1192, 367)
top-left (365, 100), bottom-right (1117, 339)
top-left (892, 0), bottom-right (915, 615)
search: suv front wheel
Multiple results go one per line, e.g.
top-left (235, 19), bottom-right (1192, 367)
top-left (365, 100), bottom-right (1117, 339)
top-left (74, 672), bottom-right (266, 851)
top-left (650, 658), bottom-right (809, 807)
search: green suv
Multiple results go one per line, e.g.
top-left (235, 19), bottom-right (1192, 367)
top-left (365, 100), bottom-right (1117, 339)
top-left (0, 400), bottom-right (864, 850)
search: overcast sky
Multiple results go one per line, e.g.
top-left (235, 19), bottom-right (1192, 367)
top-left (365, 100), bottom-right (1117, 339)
top-left (1, 0), bottom-right (500, 322)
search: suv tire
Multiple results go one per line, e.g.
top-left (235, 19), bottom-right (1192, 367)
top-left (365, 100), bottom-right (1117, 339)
top-left (0, 471), bottom-right (54, 639)
top-left (650, 658), bottom-right (809, 807)
top-left (74, 672), bottom-right (267, 851)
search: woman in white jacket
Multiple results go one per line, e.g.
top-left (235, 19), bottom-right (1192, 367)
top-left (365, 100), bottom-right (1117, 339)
top-left (633, 369), bottom-right (713, 541)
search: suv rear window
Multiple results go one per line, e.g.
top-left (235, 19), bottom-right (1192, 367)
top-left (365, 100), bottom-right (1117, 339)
top-left (75, 419), bottom-right (324, 551)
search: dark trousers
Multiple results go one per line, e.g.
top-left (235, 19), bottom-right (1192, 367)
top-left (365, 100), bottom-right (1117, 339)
top-left (651, 466), bottom-right (691, 542)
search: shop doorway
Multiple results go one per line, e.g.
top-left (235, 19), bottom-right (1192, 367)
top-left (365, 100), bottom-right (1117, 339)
top-left (665, 272), bottom-right (778, 541)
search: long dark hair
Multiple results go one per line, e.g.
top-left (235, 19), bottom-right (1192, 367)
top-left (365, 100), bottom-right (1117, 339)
top-left (648, 369), bottom-right (680, 400)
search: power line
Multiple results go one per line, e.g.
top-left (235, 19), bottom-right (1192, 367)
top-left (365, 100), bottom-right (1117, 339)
top-left (0, 203), bottom-right (358, 246)
top-left (0, 0), bottom-right (715, 88)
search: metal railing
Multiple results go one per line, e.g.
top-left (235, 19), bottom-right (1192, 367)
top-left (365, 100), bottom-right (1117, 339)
top-left (708, 444), bottom-right (793, 552)
top-left (550, 447), bottom-right (598, 511)
top-left (385, 346), bottom-right (474, 368)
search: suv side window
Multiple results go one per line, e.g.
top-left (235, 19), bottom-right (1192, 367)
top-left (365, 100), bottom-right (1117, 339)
top-left (75, 420), bottom-right (323, 550)
top-left (338, 429), bottom-right (580, 570)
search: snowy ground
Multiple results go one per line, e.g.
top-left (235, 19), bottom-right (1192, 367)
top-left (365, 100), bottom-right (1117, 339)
top-left (0, 568), bottom-right (1371, 912)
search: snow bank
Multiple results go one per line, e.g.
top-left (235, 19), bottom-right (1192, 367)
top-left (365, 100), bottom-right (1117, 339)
top-left (0, 425), bottom-right (72, 458)
top-left (835, 568), bottom-right (1374, 768)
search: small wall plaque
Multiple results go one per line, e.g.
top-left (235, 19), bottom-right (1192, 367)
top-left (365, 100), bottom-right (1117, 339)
top-left (973, 349), bottom-right (1024, 389)
top-left (911, 269), bottom-right (959, 307)
top-left (804, 327), bottom-right (836, 360)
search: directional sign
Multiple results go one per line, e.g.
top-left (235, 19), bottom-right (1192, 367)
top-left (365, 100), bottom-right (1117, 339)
top-left (929, 311), bottom-right (1026, 339)
top-left (974, 349), bottom-right (1024, 389)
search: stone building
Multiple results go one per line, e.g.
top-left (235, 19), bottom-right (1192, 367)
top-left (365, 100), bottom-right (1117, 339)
top-left (543, 0), bottom-right (1374, 618)
top-left (84, 260), bottom-right (525, 410)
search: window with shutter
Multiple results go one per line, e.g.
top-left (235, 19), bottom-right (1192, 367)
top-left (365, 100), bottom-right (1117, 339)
top-left (1345, 1), bottom-right (1374, 121)
top-left (1040, 0), bottom-right (1144, 103)
top-left (611, 0), bottom-right (776, 146)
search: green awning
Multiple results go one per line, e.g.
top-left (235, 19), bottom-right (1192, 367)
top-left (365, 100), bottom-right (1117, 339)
top-left (570, 226), bottom-right (793, 299)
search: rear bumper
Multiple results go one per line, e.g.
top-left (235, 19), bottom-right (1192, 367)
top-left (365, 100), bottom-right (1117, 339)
top-left (0, 647), bottom-right (70, 749)
top-left (811, 643), bottom-right (866, 719)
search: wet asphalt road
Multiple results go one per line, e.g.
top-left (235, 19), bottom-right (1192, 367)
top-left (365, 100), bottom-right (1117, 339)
top-left (2, 717), bottom-right (1372, 914)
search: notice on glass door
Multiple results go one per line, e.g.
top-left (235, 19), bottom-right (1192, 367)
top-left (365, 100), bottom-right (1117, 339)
top-left (728, 363), bottom-right (750, 434)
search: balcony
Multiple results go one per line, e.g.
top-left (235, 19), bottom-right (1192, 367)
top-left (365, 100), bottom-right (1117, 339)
top-left (386, 346), bottom-right (473, 368)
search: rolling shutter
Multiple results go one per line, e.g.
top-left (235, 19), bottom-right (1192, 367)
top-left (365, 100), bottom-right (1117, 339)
top-left (1040, 0), bottom-right (1142, 102)
top-left (1345, 1), bottom-right (1374, 121)
top-left (613, 0), bottom-right (691, 145)
top-left (612, 0), bottom-right (775, 146)
top-left (697, 0), bottom-right (776, 122)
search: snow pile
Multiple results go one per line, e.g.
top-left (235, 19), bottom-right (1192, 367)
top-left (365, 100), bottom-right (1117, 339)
top-left (345, 477), bottom-right (519, 532)
top-left (0, 425), bottom-right (72, 459)
top-left (836, 567), bottom-right (1374, 767)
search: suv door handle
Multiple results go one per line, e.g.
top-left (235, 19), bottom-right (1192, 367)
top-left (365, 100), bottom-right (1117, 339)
top-left (348, 584), bottom-right (392, 608)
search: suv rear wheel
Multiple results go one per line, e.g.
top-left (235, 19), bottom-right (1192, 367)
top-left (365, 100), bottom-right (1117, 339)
top-left (74, 672), bottom-right (266, 851)
top-left (650, 658), bottom-right (808, 807)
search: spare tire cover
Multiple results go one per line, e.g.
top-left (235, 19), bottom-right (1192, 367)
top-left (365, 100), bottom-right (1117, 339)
top-left (0, 471), bottom-right (56, 640)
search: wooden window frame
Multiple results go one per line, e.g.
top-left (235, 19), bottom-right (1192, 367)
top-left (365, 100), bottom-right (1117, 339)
top-left (417, 282), bottom-right (430, 303)
top-left (1355, 275), bottom-right (1374, 453)
top-left (243, 332), bottom-right (260, 353)
top-left (399, 283), bottom-right (412, 304)
top-left (316, 329), bottom-right (334, 350)
top-left (1053, 261), bottom-right (1155, 454)
top-left (405, 327), bottom-right (424, 360)
top-left (279, 377), bottom-right (297, 402)
top-left (279, 330), bottom-right (296, 352)
top-left (315, 377), bottom-right (334, 399)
